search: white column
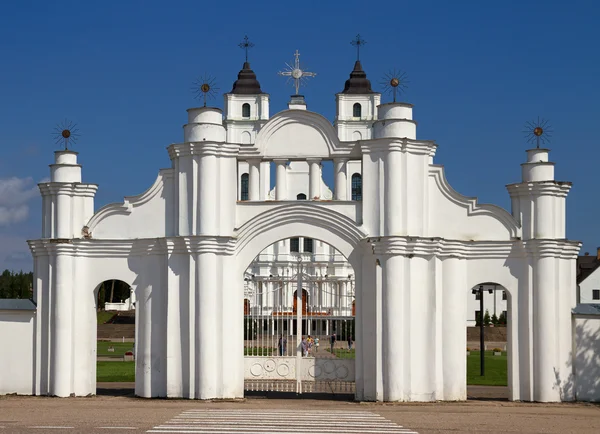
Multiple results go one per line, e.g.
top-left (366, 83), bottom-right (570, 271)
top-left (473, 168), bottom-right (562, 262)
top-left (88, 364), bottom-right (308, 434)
top-left (50, 250), bottom-right (73, 397)
top-left (441, 257), bottom-right (467, 400)
top-left (274, 159), bottom-right (288, 200)
top-left (334, 158), bottom-right (348, 200)
top-left (55, 193), bottom-right (71, 238)
top-left (198, 154), bottom-right (217, 234)
top-left (248, 159), bottom-right (260, 201)
top-left (308, 158), bottom-right (321, 199)
top-left (341, 281), bottom-right (348, 315)
top-left (197, 252), bottom-right (218, 398)
top-left (533, 255), bottom-right (558, 401)
top-left (382, 255), bottom-right (404, 401)
top-left (259, 161), bottom-right (270, 200)
top-left (384, 151), bottom-right (402, 235)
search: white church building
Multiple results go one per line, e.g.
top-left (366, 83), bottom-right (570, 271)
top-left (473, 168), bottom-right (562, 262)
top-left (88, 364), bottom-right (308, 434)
top-left (2, 43), bottom-right (595, 402)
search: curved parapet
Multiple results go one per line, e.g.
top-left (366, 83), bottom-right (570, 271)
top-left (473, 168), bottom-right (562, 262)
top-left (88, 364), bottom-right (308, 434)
top-left (428, 165), bottom-right (521, 240)
top-left (254, 110), bottom-right (344, 158)
top-left (86, 169), bottom-right (174, 239)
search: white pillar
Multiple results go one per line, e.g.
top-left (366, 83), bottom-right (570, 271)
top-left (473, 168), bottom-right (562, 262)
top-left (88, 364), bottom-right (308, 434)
top-left (382, 255), bottom-right (404, 401)
top-left (384, 151), bottom-right (402, 235)
top-left (341, 281), bottom-right (348, 315)
top-left (308, 158), bottom-right (321, 199)
top-left (533, 255), bottom-right (558, 401)
top-left (274, 159), bottom-right (288, 200)
top-left (248, 159), bottom-right (260, 201)
top-left (197, 252), bottom-right (218, 398)
top-left (50, 250), bottom-right (73, 397)
top-left (334, 159), bottom-right (348, 200)
top-left (198, 154), bottom-right (217, 234)
top-left (259, 161), bottom-right (270, 200)
top-left (55, 193), bottom-right (71, 238)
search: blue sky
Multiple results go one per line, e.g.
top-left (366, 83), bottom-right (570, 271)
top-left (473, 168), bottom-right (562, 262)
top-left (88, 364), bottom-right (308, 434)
top-left (0, 0), bottom-right (599, 271)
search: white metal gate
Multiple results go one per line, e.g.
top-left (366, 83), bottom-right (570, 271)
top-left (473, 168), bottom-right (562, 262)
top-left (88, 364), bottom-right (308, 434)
top-left (243, 256), bottom-right (355, 394)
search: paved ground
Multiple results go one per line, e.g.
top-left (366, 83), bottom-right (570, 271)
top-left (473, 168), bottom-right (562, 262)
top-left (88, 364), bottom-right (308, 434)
top-left (0, 388), bottom-right (599, 433)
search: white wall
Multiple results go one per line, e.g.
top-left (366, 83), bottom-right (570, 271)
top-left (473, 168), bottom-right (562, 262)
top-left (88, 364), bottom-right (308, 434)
top-left (573, 315), bottom-right (600, 401)
top-left (0, 308), bottom-right (35, 395)
top-left (579, 267), bottom-right (600, 304)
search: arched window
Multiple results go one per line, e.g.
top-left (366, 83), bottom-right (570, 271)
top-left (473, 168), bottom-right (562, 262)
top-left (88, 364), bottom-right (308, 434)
top-left (353, 103), bottom-right (362, 118)
top-left (240, 173), bottom-right (249, 201)
top-left (351, 173), bottom-right (362, 201)
top-left (242, 103), bottom-right (251, 118)
top-left (290, 238), bottom-right (300, 252)
top-left (296, 193), bottom-right (307, 200)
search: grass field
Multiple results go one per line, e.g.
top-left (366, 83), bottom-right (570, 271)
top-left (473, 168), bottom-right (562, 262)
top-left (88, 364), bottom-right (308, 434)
top-left (97, 341), bottom-right (134, 357)
top-left (97, 311), bottom-right (115, 325)
top-left (467, 351), bottom-right (507, 386)
top-left (97, 350), bottom-right (508, 386)
top-left (97, 361), bottom-right (135, 382)
top-left (325, 348), bottom-right (356, 359)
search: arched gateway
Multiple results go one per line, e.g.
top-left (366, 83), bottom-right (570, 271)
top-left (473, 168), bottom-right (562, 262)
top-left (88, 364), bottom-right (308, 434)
top-left (23, 57), bottom-right (580, 402)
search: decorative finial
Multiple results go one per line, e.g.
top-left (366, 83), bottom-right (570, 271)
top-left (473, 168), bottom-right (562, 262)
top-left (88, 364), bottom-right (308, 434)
top-left (523, 117), bottom-right (553, 148)
top-left (380, 69), bottom-right (409, 103)
top-left (238, 35), bottom-right (254, 63)
top-left (278, 50), bottom-right (317, 95)
top-left (53, 119), bottom-right (80, 150)
top-left (191, 74), bottom-right (220, 107)
top-left (351, 34), bottom-right (366, 61)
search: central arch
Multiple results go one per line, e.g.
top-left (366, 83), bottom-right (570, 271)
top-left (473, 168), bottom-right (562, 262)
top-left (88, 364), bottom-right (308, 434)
top-left (235, 203), bottom-right (367, 277)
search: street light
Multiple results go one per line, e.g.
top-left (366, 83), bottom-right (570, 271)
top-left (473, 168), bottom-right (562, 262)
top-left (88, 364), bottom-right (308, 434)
top-left (472, 284), bottom-right (494, 376)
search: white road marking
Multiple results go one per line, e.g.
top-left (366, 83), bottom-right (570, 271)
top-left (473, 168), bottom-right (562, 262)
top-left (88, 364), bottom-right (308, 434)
top-left (147, 410), bottom-right (418, 433)
top-left (30, 427), bottom-right (74, 429)
top-left (98, 427), bottom-right (139, 430)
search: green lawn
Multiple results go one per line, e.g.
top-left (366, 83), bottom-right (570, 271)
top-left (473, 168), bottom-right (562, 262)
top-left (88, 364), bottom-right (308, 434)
top-left (244, 347), bottom-right (275, 356)
top-left (97, 311), bottom-right (115, 325)
top-left (97, 341), bottom-right (134, 357)
top-left (325, 348), bottom-right (356, 359)
top-left (467, 351), bottom-right (507, 386)
top-left (97, 361), bottom-right (135, 382)
top-left (96, 349), bottom-right (508, 387)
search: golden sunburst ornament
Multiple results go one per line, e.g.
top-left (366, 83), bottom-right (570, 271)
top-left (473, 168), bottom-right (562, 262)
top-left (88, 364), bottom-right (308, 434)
top-left (53, 119), bottom-right (80, 150)
top-left (191, 74), bottom-right (219, 107)
top-left (380, 69), bottom-right (409, 103)
top-left (523, 117), bottom-right (553, 148)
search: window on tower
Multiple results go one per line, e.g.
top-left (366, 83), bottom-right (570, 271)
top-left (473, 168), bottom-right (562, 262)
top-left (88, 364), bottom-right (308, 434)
top-left (353, 103), bottom-right (362, 118)
top-left (351, 173), bottom-right (362, 201)
top-left (303, 238), bottom-right (314, 253)
top-left (296, 193), bottom-right (307, 200)
top-left (240, 173), bottom-right (249, 201)
top-left (242, 103), bottom-right (251, 118)
top-left (290, 238), bottom-right (300, 252)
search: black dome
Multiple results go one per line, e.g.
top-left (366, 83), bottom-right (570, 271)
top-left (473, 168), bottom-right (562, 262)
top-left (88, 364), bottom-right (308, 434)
top-left (230, 62), bottom-right (264, 94)
top-left (341, 61), bottom-right (375, 94)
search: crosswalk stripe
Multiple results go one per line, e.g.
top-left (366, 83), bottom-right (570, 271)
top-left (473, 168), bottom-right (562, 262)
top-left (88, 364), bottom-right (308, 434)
top-left (147, 410), bottom-right (418, 434)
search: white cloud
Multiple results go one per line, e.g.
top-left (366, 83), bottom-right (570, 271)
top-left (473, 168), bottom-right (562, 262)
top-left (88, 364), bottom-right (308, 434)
top-left (0, 177), bottom-right (39, 226)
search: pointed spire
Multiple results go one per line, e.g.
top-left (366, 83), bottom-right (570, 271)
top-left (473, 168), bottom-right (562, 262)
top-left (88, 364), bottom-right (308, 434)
top-left (341, 60), bottom-right (375, 94)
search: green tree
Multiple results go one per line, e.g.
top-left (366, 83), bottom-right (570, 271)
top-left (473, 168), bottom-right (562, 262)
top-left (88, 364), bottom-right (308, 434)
top-left (484, 309), bottom-right (491, 326)
top-left (498, 311), bottom-right (507, 325)
top-left (491, 313), bottom-right (499, 325)
top-left (0, 269), bottom-right (33, 299)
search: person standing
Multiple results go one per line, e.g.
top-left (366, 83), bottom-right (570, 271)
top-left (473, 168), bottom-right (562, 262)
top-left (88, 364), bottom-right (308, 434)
top-left (330, 333), bottom-right (336, 354)
top-left (278, 335), bottom-right (287, 356)
top-left (347, 335), bottom-right (353, 351)
top-left (301, 336), bottom-right (308, 357)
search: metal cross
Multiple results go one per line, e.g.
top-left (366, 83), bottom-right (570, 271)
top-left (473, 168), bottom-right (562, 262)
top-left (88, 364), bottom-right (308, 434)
top-left (278, 50), bottom-right (317, 95)
top-left (351, 34), bottom-right (366, 61)
top-left (238, 35), bottom-right (254, 62)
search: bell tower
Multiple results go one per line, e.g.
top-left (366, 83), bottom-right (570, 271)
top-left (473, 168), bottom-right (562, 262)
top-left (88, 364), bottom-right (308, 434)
top-left (223, 36), bottom-right (269, 145)
top-left (334, 34), bottom-right (380, 142)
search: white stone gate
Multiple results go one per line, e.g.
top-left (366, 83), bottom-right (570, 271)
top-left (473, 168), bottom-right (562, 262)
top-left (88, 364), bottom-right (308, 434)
top-left (243, 256), bottom-right (356, 394)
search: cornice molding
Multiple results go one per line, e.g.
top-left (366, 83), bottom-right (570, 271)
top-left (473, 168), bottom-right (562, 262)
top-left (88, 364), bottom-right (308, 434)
top-left (368, 236), bottom-right (580, 260)
top-left (38, 183), bottom-right (98, 197)
top-left (430, 165), bottom-right (521, 239)
top-left (360, 137), bottom-right (437, 156)
top-left (167, 142), bottom-right (240, 159)
top-left (506, 181), bottom-right (572, 198)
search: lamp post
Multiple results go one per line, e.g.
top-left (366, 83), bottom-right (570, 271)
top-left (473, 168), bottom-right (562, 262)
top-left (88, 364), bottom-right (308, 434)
top-left (472, 284), bottom-right (494, 376)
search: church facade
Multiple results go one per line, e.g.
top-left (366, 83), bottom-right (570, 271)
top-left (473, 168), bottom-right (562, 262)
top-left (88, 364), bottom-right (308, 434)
top-left (22, 50), bottom-right (580, 402)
